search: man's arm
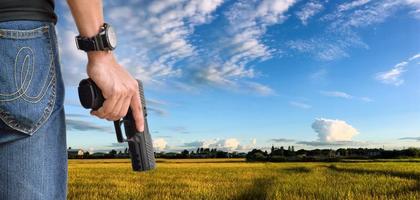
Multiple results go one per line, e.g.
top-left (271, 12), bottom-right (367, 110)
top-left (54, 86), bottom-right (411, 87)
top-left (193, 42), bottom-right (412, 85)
top-left (66, 0), bottom-right (144, 132)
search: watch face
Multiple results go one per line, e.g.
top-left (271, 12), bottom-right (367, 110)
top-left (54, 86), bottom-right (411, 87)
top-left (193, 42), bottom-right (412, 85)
top-left (107, 25), bottom-right (117, 49)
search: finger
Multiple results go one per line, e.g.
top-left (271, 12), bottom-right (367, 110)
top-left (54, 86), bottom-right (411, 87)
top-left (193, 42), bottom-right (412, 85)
top-left (98, 94), bottom-right (120, 120)
top-left (118, 95), bottom-right (131, 118)
top-left (130, 92), bottom-right (144, 132)
top-left (108, 94), bottom-right (126, 120)
top-left (90, 110), bottom-right (104, 119)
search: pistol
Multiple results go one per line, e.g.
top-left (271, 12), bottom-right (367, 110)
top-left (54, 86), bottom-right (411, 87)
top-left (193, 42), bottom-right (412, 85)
top-left (77, 78), bottom-right (156, 171)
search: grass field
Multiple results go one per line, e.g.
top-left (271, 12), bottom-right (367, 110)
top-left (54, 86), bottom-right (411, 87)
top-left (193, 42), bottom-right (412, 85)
top-left (68, 159), bottom-right (420, 200)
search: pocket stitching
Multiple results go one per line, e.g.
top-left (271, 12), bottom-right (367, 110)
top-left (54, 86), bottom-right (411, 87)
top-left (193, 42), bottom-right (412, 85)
top-left (0, 24), bottom-right (57, 135)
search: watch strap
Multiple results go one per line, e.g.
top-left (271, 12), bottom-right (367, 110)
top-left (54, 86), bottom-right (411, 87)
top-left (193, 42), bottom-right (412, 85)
top-left (76, 36), bottom-right (97, 52)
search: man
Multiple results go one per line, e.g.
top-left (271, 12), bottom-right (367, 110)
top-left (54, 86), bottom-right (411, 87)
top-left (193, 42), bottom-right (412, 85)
top-left (0, 0), bottom-right (144, 199)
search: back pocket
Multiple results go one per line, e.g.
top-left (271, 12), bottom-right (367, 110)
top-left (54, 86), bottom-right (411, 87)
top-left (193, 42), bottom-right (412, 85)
top-left (0, 23), bottom-right (56, 135)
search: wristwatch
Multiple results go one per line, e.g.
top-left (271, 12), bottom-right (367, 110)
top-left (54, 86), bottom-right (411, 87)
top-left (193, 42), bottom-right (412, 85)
top-left (75, 23), bottom-right (117, 52)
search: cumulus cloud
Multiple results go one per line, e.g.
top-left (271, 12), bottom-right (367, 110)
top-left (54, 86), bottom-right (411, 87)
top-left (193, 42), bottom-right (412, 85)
top-left (296, 1), bottom-right (324, 25)
top-left (153, 138), bottom-right (168, 152)
top-left (376, 53), bottom-right (420, 86)
top-left (311, 118), bottom-right (359, 142)
top-left (296, 118), bottom-right (365, 147)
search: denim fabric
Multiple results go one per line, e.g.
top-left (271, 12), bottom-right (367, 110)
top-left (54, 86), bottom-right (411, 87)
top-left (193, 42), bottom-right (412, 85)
top-left (0, 21), bottom-right (67, 200)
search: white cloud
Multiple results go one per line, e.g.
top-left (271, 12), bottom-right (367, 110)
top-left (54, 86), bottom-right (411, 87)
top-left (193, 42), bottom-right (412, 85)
top-left (310, 68), bottom-right (328, 81)
top-left (296, 1), bottom-right (324, 25)
top-left (184, 138), bottom-right (256, 152)
top-left (289, 101), bottom-right (312, 109)
top-left (289, 0), bottom-right (420, 61)
top-left (57, 30), bottom-right (88, 84)
top-left (405, 0), bottom-right (420, 18)
top-left (57, 0), bottom-right (224, 86)
top-left (409, 53), bottom-right (420, 61)
top-left (237, 138), bottom-right (257, 151)
top-left (153, 138), bottom-right (168, 152)
top-left (321, 91), bottom-right (353, 99)
top-left (287, 38), bottom-right (351, 61)
top-left (112, 0), bottom-right (224, 86)
top-left (337, 0), bottom-right (371, 12)
top-left (376, 53), bottom-right (420, 86)
top-left (360, 97), bottom-right (373, 102)
top-left (196, 0), bottom-right (296, 93)
top-left (320, 90), bottom-right (373, 102)
top-left (311, 118), bottom-right (359, 142)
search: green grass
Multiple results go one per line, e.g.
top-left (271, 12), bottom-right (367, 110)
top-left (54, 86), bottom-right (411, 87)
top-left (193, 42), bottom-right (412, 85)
top-left (68, 159), bottom-right (420, 200)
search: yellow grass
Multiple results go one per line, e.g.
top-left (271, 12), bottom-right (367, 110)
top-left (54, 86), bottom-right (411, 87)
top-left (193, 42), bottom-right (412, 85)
top-left (68, 159), bottom-right (420, 200)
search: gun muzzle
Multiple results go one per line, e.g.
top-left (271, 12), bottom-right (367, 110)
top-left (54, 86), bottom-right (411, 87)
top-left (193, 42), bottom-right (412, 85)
top-left (78, 78), bottom-right (156, 171)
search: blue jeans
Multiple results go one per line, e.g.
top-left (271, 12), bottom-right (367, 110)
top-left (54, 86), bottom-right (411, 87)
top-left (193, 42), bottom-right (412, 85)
top-left (0, 21), bottom-right (67, 200)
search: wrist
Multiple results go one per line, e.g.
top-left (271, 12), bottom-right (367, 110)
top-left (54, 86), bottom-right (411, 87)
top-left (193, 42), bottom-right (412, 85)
top-left (87, 51), bottom-right (114, 63)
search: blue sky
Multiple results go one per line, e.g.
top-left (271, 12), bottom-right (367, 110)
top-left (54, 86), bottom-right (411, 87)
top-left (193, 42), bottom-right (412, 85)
top-left (55, 0), bottom-right (420, 152)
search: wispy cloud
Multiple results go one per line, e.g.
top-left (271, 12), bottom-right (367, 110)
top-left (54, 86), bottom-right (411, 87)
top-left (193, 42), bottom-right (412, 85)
top-left (269, 138), bottom-right (295, 143)
top-left (375, 53), bottom-right (420, 86)
top-left (296, 1), bottom-right (324, 25)
top-left (337, 0), bottom-right (371, 12)
top-left (108, 0), bottom-right (224, 86)
top-left (399, 137), bottom-right (420, 141)
top-left (288, 0), bottom-right (420, 61)
top-left (289, 101), bottom-right (312, 109)
top-left (66, 119), bottom-right (113, 133)
top-left (321, 91), bottom-right (353, 99)
top-left (57, 0), bottom-right (224, 86)
top-left (320, 90), bottom-right (373, 102)
top-left (194, 0), bottom-right (297, 94)
top-left (165, 126), bottom-right (190, 134)
top-left (310, 68), bottom-right (328, 81)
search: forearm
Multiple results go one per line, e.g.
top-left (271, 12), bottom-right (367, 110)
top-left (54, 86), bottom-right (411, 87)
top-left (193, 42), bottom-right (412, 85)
top-left (66, 0), bottom-right (104, 38)
top-left (66, 0), bottom-right (113, 63)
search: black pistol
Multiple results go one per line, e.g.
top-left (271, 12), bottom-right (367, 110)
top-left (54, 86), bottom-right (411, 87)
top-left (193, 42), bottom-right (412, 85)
top-left (77, 78), bottom-right (156, 171)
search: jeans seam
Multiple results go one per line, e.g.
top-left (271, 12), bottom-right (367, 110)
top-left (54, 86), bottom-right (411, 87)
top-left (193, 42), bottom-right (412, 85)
top-left (0, 25), bottom-right (49, 39)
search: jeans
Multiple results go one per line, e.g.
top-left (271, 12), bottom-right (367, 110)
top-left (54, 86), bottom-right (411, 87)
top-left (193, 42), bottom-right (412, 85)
top-left (0, 21), bottom-right (67, 200)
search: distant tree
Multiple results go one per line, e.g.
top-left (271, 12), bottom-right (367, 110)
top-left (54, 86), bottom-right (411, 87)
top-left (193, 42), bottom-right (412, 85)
top-left (109, 149), bottom-right (117, 155)
top-left (181, 149), bottom-right (189, 156)
top-left (246, 149), bottom-right (268, 162)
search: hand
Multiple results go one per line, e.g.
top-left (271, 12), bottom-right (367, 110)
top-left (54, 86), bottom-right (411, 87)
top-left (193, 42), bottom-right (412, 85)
top-left (86, 51), bottom-right (144, 132)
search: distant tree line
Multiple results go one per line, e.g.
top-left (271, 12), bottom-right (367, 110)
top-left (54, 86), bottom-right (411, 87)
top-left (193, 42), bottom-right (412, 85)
top-left (67, 147), bottom-right (247, 159)
top-left (68, 146), bottom-right (420, 161)
top-left (155, 148), bottom-right (247, 159)
top-left (246, 146), bottom-right (420, 162)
